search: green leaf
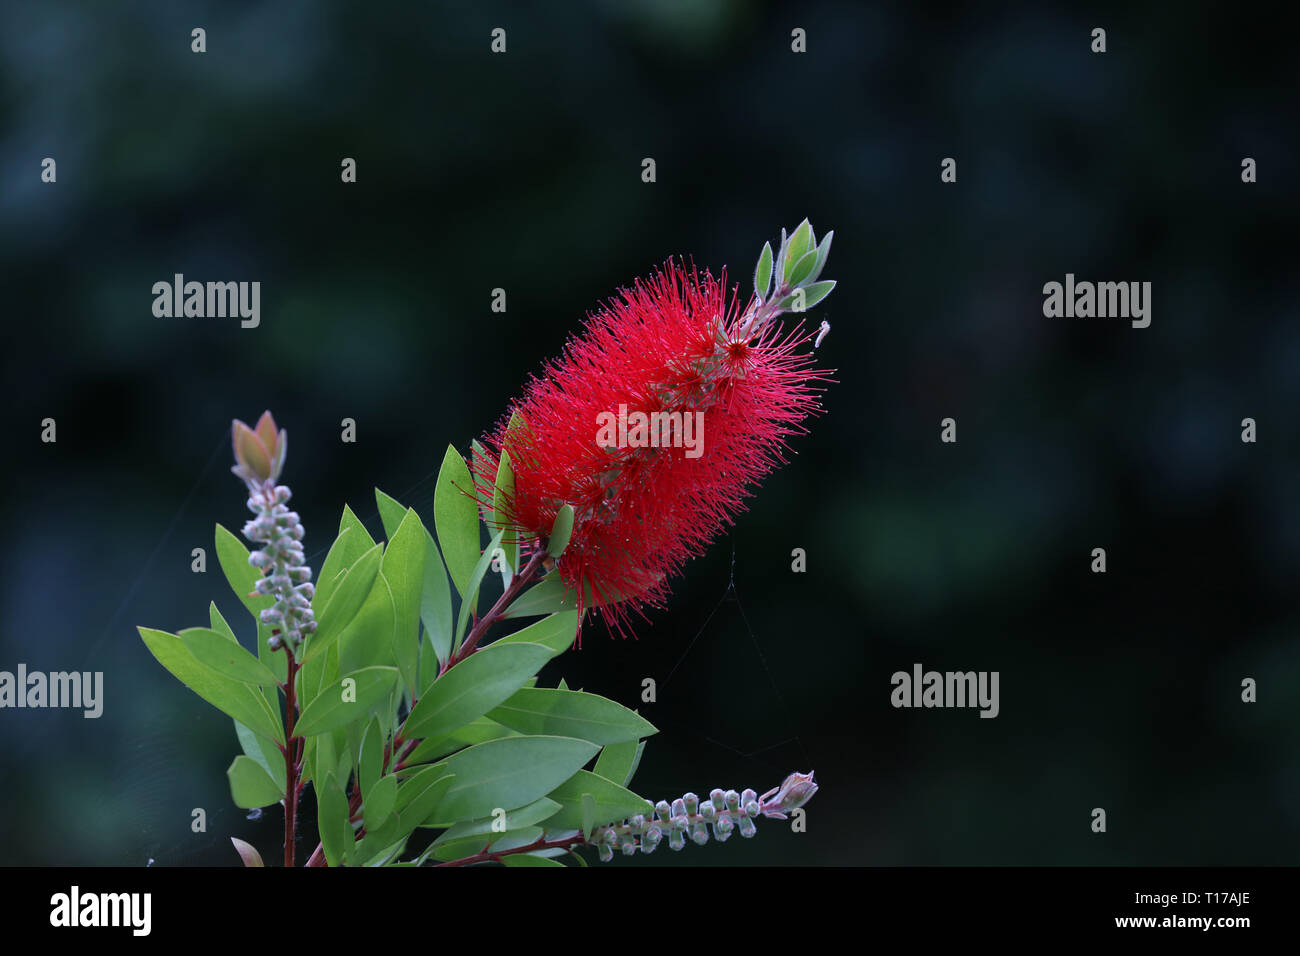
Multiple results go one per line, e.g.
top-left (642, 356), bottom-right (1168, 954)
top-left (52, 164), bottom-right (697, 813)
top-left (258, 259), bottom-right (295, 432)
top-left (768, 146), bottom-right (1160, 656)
top-left (773, 226), bottom-right (789, 290)
top-left (788, 279), bottom-right (835, 313)
top-left (335, 569), bottom-right (396, 677)
top-left (353, 836), bottom-right (410, 868)
top-left (754, 240), bottom-right (774, 301)
top-left (501, 572), bottom-right (571, 619)
top-left (227, 755), bottom-right (284, 809)
top-left (426, 735), bottom-right (601, 826)
top-left (624, 740), bottom-right (646, 787)
top-left (593, 739), bottom-right (640, 788)
top-left (781, 218), bottom-right (814, 283)
top-left (400, 716), bottom-right (517, 767)
top-left (786, 248), bottom-right (819, 287)
top-left (294, 666), bottom-right (400, 737)
top-left (430, 797), bottom-right (561, 852)
top-left (375, 488), bottom-right (406, 541)
top-left (420, 524), bottom-right (453, 669)
top-left (455, 528), bottom-right (505, 645)
top-left (491, 452), bottom-right (518, 584)
top-left (214, 523), bottom-right (285, 684)
top-left (489, 827), bottom-right (544, 853)
top-left (358, 717), bottom-right (384, 799)
top-left (502, 852), bottom-right (564, 867)
top-left (434, 445), bottom-right (481, 598)
top-left (402, 642), bottom-right (553, 741)
top-left (208, 602), bottom-right (238, 642)
top-left (180, 628), bottom-right (278, 686)
top-left (808, 230), bottom-right (833, 284)
top-left (138, 627), bottom-right (284, 745)
top-left (316, 507), bottom-right (379, 608)
top-left (234, 720), bottom-right (285, 790)
top-left (317, 773), bottom-right (353, 867)
top-left (364, 774), bottom-right (398, 830)
top-left (382, 508), bottom-right (427, 697)
top-left (493, 610), bottom-right (579, 657)
top-left (304, 543), bottom-right (382, 662)
top-left (543, 769), bottom-right (653, 831)
top-left (488, 687), bottom-right (658, 745)
top-left (315, 530), bottom-right (355, 610)
top-left (546, 505), bottom-right (574, 559)
top-left (581, 793), bottom-right (597, 842)
top-left (392, 769), bottom-right (456, 832)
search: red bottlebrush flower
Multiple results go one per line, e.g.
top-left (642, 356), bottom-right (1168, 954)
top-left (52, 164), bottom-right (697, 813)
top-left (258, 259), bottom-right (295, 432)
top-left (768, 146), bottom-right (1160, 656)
top-left (473, 253), bottom-right (834, 635)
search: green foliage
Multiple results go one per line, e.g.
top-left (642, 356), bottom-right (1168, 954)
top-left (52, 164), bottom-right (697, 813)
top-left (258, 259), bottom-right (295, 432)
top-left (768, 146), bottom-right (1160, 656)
top-left (139, 442), bottom-right (704, 867)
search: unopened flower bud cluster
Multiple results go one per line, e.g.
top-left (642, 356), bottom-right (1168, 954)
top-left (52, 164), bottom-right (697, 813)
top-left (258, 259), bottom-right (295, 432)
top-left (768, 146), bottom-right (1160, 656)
top-left (242, 482), bottom-right (316, 651)
top-left (590, 787), bottom-right (766, 861)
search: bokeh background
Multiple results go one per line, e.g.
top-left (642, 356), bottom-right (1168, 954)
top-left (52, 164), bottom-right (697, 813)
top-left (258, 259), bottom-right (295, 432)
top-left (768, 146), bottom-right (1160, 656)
top-left (1, 0), bottom-right (1297, 866)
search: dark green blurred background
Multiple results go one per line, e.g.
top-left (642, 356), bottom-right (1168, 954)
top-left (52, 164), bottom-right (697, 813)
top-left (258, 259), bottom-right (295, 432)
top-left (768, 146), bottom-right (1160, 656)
top-left (1, 0), bottom-right (1297, 866)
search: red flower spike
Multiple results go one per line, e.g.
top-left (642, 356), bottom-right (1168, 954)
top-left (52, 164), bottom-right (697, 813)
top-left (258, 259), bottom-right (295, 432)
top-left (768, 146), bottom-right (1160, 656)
top-left (473, 258), bottom-right (835, 637)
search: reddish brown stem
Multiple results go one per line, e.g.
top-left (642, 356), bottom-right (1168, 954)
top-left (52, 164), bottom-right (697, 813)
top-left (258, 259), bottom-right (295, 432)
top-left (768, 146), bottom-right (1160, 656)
top-left (446, 549), bottom-right (547, 668)
top-left (302, 551), bottom-right (550, 866)
top-left (436, 831), bottom-right (587, 867)
top-left (281, 650), bottom-right (302, 867)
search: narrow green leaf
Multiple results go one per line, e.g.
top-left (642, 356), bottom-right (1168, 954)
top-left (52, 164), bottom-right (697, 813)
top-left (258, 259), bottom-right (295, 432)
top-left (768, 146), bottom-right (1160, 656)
top-left (455, 528), bottom-right (505, 645)
top-left (773, 227), bottom-right (789, 291)
top-left (317, 773), bottom-right (353, 867)
top-left (786, 248), bottom-right (818, 287)
top-left (382, 508), bottom-right (427, 697)
top-left (488, 687), bottom-right (658, 745)
top-left (426, 735), bottom-right (601, 826)
top-left (375, 488), bottom-right (406, 541)
top-left (430, 797), bottom-right (561, 851)
top-left (543, 769), bottom-right (653, 831)
top-left (781, 218), bottom-right (814, 282)
top-left (214, 523), bottom-right (285, 684)
top-left (227, 754), bottom-right (283, 809)
top-left (358, 716), bottom-right (384, 800)
top-left (754, 240), bottom-right (774, 301)
top-left (493, 610), bottom-right (579, 657)
top-left (420, 523), bottom-right (453, 668)
top-left (234, 720), bottom-right (285, 790)
top-left (623, 740), bottom-right (646, 788)
top-left (546, 505), bottom-right (574, 559)
top-left (789, 279), bottom-right (835, 313)
top-left (501, 852), bottom-right (564, 867)
top-left (501, 572), bottom-right (570, 619)
top-left (808, 230), bottom-right (833, 285)
top-left (138, 627), bottom-right (284, 744)
top-left (335, 570), bottom-right (396, 676)
top-left (180, 628), bottom-right (278, 686)
top-left (208, 602), bottom-right (237, 642)
top-left (394, 769), bottom-right (456, 831)
top-left (580, 793), bottom-right (597, 842)
top-left (434, 445), bottom-right (481, 597)
top-left (491, 452), bottom-right (518, 583)
top-left (304, 543), bottom-right (382, 662)
top-left (294, 666), bottom-right (400, 738)
top-left (364, 774), bottom-right (398, 830)
top-left (400, 716), bottom-right (518, 767)
top-left (593, 739), bottom-right (639, 788)
top-left (402, 642), bottom-right (553, 742)
top-left (314, 528), bottom-right (356, 610)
